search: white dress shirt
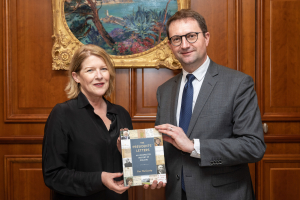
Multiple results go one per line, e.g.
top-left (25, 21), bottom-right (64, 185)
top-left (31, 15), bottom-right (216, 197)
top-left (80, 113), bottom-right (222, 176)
top-left (176, 56), bottom-right (210, 158)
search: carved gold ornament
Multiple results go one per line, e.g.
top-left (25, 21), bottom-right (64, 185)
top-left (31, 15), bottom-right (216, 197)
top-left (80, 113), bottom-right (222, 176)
top-left (51, 0), bottom-right (190, 70)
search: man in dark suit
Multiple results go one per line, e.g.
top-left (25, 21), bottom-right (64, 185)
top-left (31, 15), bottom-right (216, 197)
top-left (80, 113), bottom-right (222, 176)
top-left (121, 130), bottom-right (130, 140)
top-left (157, 165), bottom-right (166, 174)
top-left (144, 9), bottom-right (266, 200)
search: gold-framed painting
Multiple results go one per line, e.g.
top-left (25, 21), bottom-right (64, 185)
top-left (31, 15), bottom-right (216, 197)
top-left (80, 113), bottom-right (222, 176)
top-left (51, 0), bottom-right (190, 70)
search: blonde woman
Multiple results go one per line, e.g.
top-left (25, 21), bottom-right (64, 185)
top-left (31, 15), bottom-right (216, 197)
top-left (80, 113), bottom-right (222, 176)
top-left (42, 44), bottom-right (132, 200)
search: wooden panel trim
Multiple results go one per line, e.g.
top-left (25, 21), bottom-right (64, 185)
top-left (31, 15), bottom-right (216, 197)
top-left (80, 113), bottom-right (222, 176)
top-left (4, 114), bottom-right (49, 123)
top-left (264, 135), bottom-right (300, 143)
top-left (4, 155), bottom-right (42, 200)
top-left (0, 137), bottom-right (43, 144)
top-left (256, 0), bottom-right (264, 121)
top-left (2, 135), bottom-right (299, 144)
top-left (260, 115), bottom-right (300, 121)
top-left (236, 0), bottom-right (242, 72)
top-left (131, 116), bottom-right (156, 122)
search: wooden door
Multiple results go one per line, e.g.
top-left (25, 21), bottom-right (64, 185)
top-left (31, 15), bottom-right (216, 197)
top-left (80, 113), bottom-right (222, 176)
top-left (256, 0), bottom-right (300, 199)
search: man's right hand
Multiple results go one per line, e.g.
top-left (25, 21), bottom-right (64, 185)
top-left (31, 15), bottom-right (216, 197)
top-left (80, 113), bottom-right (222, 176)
top-left (143, 180), bottom-right (166, 190)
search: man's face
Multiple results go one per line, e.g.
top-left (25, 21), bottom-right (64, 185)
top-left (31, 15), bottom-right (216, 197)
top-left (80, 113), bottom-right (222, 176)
top-left (158, 165), bottom-right (163, 171)
top-left (168, 18), bottom-right (210, 72)
top-left (123, 131), bottom-right (128, 137)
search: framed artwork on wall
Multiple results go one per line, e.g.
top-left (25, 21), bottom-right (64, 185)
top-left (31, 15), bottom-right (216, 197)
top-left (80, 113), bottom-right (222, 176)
top-left (51, 0), bottom-right (190, 70)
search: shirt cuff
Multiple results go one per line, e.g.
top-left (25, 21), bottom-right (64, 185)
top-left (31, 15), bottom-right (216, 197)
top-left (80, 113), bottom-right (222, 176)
top-left (190, 139), bottom-right (201, 158)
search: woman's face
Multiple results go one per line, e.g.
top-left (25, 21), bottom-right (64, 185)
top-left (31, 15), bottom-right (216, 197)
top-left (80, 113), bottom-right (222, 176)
top-left (72, 55), bottom-right (110, 100)
top-left (155, 139), bottom-right (160, 144)
top-left (128, 180), bottom-right (133, 186)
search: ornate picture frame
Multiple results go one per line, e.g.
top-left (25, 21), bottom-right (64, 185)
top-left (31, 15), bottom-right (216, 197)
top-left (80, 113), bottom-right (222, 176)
top-left (51, 0), bottom-right (190, 70)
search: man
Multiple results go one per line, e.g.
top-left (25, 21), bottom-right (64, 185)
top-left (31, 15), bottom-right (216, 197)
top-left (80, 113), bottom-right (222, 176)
top-left (121, 130), bottom-right (130, 140)
top-left (124, 159), bottom-right (132, 167)
top-left (157, 165), bottom-right (166, 174)
top-left (144, 9), bottom-right (266, 200)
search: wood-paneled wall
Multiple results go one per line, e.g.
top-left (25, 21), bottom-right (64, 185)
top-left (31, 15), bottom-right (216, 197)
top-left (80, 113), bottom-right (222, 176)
top-left (1, 0), bottom-right (300, 199)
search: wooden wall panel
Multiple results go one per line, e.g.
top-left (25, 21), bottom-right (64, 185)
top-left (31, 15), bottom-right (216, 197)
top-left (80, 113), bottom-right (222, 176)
top-left (132, 68), bottom-right (180, 122)
top-left (270, 169), bottom-right (300, 200)
top-left (257, 154), bottom-right (300, 200)
top-left (4, 0), bottom-right (68, 122)
top-left (5, 155), bottom-right (50, 200)
top-left (257, 0), bottom-right (300, 121)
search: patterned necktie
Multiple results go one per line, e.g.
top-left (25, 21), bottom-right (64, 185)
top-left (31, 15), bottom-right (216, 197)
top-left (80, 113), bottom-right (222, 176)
top-left (179, 74), bottom-right (195, 191)
top-left (179, 74), bottom-right (196, 134)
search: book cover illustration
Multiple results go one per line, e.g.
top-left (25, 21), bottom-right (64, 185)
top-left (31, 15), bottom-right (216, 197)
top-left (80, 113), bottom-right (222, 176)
top-left (120, 128), bottom-right (167, 187)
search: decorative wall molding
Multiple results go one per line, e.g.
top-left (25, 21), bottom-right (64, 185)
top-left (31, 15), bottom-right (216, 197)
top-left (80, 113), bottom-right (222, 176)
top-left (4, 155), bottom-right (48, 200)
top-left (0, 137), bottom-right (44, 144)
top-left (257, 154), bottom-right (300, 200)
top-left (256, 0), bottom-right (300, 121)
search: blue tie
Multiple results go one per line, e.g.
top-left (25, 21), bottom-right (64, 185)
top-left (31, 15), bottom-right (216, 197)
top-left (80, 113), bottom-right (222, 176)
top-left (179, 74), bottom-right (195, 191)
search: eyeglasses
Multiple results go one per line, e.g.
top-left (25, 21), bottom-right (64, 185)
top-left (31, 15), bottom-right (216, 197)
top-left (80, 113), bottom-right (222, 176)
top-left (169, 32), bottom-right (203, 46)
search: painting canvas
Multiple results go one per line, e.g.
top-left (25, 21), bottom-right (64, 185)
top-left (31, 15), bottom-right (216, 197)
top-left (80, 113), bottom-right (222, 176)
top-left (64, 0), bottom-right (178, 56)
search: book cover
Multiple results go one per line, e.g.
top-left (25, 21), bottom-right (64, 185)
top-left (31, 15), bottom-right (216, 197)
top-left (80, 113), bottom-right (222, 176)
top-left (120, 128), bottom-right (167, 187)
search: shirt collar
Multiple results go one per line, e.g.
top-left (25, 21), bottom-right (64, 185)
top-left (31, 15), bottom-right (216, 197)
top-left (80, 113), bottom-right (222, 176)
top-left (77, 92), bottom-right (118, 115)
top-left (182, 56), bottom-right (210, 82)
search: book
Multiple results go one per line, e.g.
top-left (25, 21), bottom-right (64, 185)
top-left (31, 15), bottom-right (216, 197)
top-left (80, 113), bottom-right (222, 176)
top-left (120, 128), bottom-right (167, 187)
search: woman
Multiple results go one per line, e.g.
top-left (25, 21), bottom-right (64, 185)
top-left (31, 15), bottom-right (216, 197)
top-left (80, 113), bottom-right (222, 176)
top-left (125, 177), bottom-right (133, 187)
top-left (42, 44), bottom-right (132, 200)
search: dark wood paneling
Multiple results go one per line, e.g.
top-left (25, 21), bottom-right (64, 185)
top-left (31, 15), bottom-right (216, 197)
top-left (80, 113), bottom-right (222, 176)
top-left (5, 155), bottom-right (50, 200)
top-left (257, 0), bottom-right (300, 121)
top-left (4, 0), bottom-right (68, 122)
top-left (132, 68), bottom-right (180, 122)
top-left (257, 154), bottom-right (300, 200)
top-left (270, 168), bottom-right (300, 200)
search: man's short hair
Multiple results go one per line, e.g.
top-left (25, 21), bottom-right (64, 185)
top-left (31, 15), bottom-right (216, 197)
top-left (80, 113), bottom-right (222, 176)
top-left (166, 9), bottom-right (208, 38)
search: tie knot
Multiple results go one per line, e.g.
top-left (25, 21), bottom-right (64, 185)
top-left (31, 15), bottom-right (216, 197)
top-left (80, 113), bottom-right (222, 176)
top-left (186, 74), bottom-right (196, 83)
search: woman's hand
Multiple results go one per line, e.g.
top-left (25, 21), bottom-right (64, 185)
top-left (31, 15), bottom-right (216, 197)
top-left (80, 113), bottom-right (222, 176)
top-left (101, 172), bottom-right (129, 194)
top-left (117, 136), bottom-right (121, 153)
top-left (117, 128), bottom-right (129, 153)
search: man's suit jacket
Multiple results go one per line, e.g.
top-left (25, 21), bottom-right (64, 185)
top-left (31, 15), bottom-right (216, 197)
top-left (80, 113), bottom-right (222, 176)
top-left (155, 61), bottom-right (266, 200)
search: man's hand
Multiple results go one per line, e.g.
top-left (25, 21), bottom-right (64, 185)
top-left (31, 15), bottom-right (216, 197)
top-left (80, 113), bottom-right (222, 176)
top-left (143, 180), bottom-right (166, 190)
top-left (155, 124), bottom-right (194, 153)
top-left (101, 172), bottom-right (129, 194)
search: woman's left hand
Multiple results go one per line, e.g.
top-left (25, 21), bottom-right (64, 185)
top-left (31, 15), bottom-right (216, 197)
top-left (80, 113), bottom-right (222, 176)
top-left (117, 128), bottom-right (129, 153)
top-left (101, 172), bottom-right (130, 194)
top-left (117, 136), bottom-right (121, 153)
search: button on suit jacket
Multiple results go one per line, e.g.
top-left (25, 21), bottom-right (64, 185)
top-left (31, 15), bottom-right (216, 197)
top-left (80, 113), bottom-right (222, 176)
top-left (155, 61), bottom-right (266, 200)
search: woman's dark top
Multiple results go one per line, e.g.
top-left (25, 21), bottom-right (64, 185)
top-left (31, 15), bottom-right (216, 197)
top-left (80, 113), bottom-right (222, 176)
top-left (42, 92), bottom-right (133, 200)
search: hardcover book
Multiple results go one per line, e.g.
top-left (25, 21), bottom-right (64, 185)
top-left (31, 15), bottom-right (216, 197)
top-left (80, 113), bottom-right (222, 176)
top-left (120, 128), bottom-right (167, 187)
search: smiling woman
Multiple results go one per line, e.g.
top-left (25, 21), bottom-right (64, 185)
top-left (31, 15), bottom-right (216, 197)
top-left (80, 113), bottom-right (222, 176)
top-left (72, 55), bottom-right (110, 103)
top-left (42, 44), bottom-right (133, 200)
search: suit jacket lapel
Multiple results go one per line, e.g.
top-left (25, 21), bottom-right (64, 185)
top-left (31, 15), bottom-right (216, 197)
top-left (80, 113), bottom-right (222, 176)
top-left (186, 61), bottom-right (219, 137)
top-left (170, 73), bottom-right (182, 126)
